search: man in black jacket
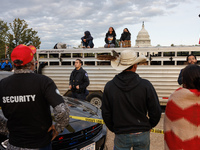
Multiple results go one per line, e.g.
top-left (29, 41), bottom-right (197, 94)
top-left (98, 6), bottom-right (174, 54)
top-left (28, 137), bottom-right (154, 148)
top-left (0, 44), bottom-right (69, 150)
top-left (102, 50), bottom-right (161, 150)
top-left (177, 54), bottom-right (197, 85)
top-left (69, 59), bottom-right (89, 100)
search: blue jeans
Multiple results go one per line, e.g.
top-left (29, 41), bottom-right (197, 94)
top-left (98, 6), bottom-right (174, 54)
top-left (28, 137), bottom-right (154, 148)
top-left (82, 39), bottom-right (94, 48)
top-left (104, 43), bottom-right (115, 48)
top-left (114, 131), bottom-right (150, 150)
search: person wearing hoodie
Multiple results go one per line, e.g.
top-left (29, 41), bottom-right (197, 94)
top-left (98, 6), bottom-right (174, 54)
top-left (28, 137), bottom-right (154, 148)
top-left (101, 50), bottom-right (161, 150)
top-left (104, 27), bottom-right (116, 48)
top-left (81, 31), bottom-right (94, 48)
top-left (119, 28), bottom-right (131, 47)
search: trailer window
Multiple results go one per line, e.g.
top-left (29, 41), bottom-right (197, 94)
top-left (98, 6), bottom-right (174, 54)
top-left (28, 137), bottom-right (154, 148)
top-left (84, 53), bottom-right (95, 57)
top-left (61, 53), bottom-right (71, 58)
top-left (163, 52), bottom-right (175, 56)
top-left (50, 62), bottom-right (59, 65)
top-left (177, 52), bottom-right (189, 56)
top-left (39, 54), bottom-right (47, 58)
top-left (85, 61), bottom-right (95, 66)
top-left (49, 54), bottom-right (59, 58)
top-left (192, 51), bottom-right (200, 56)
top-left (177, 61), bottom-right (187, 65)
top-left (73, 53), bottom-right (83, 58)
top-left (62, 62), bottom-right (71, 65)
top-left (150, 61), bottom-right (161, 65)
top-left (163, 61), bottom-right (175, 65)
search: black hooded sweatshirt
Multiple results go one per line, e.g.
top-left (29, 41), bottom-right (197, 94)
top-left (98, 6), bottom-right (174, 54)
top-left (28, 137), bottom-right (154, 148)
top-left (102, 71), bottom-right (161, 134)
top-left (120, 32), bottom-right (131, 41)
top-left (105, 32), bottom-right (116, 44)
top-left (81, 31), bottom-right (93, 42)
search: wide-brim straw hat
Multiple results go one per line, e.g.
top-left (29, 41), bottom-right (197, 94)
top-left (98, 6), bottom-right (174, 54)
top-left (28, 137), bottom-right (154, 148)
top-left (111, 50), bottom-right (147, 71)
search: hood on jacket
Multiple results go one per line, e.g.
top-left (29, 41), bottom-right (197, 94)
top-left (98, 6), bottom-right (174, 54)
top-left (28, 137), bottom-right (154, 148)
top-left (113, 71), bottom-right (141, 92)
top-left (84, 31), bottom-right (91, 37)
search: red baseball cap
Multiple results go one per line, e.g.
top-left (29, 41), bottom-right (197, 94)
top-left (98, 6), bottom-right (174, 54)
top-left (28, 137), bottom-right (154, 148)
top-left (28, 45), bottom-right (37, 54)
top-left (11, 44), bottom-right (34, 66)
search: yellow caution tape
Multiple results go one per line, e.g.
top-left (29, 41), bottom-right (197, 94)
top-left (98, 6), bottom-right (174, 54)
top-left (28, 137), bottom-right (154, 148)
top-left (0, 107), bottom-right (164, 134)
top-left (69, 115), bottom-right (105, 124)
top-left (150, 128), bottom-right (164, 134)
top-left (69, 115), bottom-right (164, 134)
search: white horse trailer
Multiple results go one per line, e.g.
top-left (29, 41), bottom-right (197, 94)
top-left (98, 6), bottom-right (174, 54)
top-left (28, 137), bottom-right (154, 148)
top-left (36, 46), bottom-right (200, 108)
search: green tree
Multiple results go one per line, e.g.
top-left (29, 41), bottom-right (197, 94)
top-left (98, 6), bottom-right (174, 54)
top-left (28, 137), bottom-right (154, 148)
top-left (9, 18), bottom-right (41, 50)
top-left (0, 18), bottom-right (41, 58)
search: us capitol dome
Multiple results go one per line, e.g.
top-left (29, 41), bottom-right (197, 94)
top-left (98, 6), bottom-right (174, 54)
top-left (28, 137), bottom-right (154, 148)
top-left (135, 22), bottom-right (151, 47)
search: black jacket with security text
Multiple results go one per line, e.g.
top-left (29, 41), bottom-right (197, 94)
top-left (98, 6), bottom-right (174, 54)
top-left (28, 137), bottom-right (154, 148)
top-left (102, 71), bottom-right (161, 134)
top-left (0, 73), bottom-right (64, 148)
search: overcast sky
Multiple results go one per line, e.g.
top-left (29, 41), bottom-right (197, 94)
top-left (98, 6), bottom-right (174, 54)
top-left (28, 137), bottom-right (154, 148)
top-left (1, 0), bottom-right (200, 49)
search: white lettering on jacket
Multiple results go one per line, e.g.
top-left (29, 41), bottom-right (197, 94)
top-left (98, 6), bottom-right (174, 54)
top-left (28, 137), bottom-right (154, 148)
top-left (2, 95), bottom-right (36, 103)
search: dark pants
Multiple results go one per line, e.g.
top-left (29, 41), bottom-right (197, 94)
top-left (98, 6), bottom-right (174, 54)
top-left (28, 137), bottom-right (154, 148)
top-left (40, 143), bottom-right (52, 150)
top-left (72, 92), bottom-right (86, 100)
top-left (7, 142), bottom-right (52, 150)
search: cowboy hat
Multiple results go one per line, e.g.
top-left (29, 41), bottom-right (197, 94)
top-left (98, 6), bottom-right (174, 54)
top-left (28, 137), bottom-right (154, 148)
top-left (111, 50), bottom-right (147, 71)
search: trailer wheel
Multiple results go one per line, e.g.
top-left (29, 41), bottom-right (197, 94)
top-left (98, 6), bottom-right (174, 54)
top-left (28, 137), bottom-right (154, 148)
top-left (87, 93), bottom-right (103, 108)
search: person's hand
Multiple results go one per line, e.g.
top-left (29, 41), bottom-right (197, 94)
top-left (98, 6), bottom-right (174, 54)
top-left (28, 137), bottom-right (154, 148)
top-left (69, 85), bottom-right (72, 89)
top-left (83, 39), bottom-right (86, 42)
top-left (108, 44), bottom-right (110, 48)
top-left (48, 125), bottom-right (58, 141)
top-left (76, 85), bottom-right (79, 89)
